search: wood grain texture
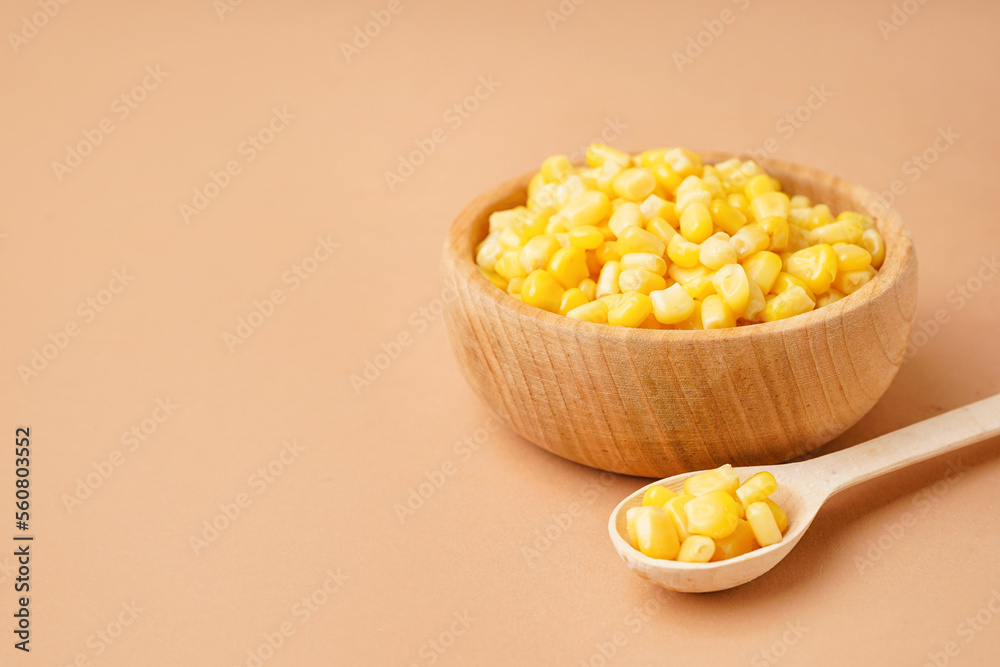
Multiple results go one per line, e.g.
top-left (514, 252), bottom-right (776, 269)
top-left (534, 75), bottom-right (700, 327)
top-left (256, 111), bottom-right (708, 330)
top-left (608, 393), bottom-right (1000, 592)
top-left (441, 152), bottom-right (919, 478)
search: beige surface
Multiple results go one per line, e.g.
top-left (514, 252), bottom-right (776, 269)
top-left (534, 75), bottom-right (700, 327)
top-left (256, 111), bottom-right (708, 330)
top-left (1, 0), bottom-right (999, 665)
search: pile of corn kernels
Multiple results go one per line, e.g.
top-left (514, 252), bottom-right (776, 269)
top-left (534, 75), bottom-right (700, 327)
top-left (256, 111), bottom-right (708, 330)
top-left (627, 465), bottom-right (787, 562)
top-left (475, 145), bottom-right (886, 328)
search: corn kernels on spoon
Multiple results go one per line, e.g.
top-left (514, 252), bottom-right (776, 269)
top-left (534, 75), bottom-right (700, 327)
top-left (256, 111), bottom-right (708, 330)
top-left (609, 393), bottom-right (1000, 593)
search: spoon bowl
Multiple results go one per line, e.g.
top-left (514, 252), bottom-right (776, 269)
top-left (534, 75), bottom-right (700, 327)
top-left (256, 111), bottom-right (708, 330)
top-left (609, 394), bottom-right (1000, 593)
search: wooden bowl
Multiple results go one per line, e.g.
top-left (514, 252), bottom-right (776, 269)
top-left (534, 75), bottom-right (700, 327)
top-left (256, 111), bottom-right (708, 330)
top-left (441, 152), bottom-right (918, 478)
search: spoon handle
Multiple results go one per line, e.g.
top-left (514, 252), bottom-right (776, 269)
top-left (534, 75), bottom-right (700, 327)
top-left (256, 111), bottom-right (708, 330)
top-left (806, 393), bottom-right (1000, 497)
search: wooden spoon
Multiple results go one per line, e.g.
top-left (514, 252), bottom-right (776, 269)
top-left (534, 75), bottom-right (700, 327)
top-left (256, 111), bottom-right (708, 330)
top-left (608, 393), bottom-right (1000, 593)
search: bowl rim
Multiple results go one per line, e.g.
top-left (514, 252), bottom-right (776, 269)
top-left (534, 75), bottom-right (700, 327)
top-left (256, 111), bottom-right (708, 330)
top-left (443, 151), bottom-right (915, 342)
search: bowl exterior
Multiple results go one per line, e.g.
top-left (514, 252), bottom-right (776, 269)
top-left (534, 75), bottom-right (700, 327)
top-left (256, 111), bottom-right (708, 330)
top-left (442, 154), bottom-right (917, 477)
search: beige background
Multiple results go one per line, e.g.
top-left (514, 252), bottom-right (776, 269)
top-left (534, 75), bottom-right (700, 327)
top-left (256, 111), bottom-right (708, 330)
top-left (2, 0), bottom-right (999, 664)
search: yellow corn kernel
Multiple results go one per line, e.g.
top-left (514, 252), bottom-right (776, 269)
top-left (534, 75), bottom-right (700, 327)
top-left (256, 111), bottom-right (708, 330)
top-left (709, 199), bottom-right (747, 236)
top-left (545, 219), bottom-right (567, 235)
top-left (675, 188), bottom-right (711, 213)
top-left (784, 243), bottom-right (838, 294)
top-left (731, 225), bottom-right (771, 261)
top-left (596, 261), bottom-right (622, 298)
top-left (677, 535), bottom-right (716, 563)
top-left (838, 210), bottom-right (876, 229)
top-left (618, 268), bottom-right (667, 295)
top-left (545, 248), bottom-right (588, 290)
top-left (488, 207), bottom-right (525, 234)
top-left (599, 294), bottom-right (623, 309)
top-left (668, 263), bottom-right (709, 286)
top-left (632, 506), bottom-right (680, 560)
top-left (807, 203), bottom-right (835, 229)
top-left (608, 291), bottom-right (653, 327)
top-left (663, 148), bottom-right (703, 178)
top-left (626, 507), bottom-right (641, 548)
top-left (788, 207), bottom-right (811, 227)
top-left (710, 518), bottom-right (757, 561)
top-left (494, 249), bottom-right (527, 281)
top-left (683, 275), bottom-right (716, 300)
top-left (814, 218), bottom-right (864, 245)
top-left (741, 250), bottom-right (783, 293)
top-left (663, 494), bottom-right (694, 541)
top-left (758, 215), bottom-right (789, 252)
top-left (746, 502), bottom-right (783, 547)
top-left (701, 171), bottom-right (725, 199)
top-left (790, 194), bottom-right (811, 209)
top-left (642, 485), bottom-right (678, 508)
top-left (594, 240), bottom-right (621, 266)
top-left (674, 299), bottom-right (703, 329)
top-left (639, 194), bottom-right (677, 225)
top-left (475, 235), bottom-right (505, 271)
top-left (744, 174), bottom-right (776, 199)
top-left (568, 225), bottom-right (605, 250)
top-left (861, 228), bottom-right (886, 269)
top-left (650, 283), bottom-right (696, 325)
top-left (786, 224), bottom-right (816, 253)
top-left (579, 278), bottom-right (597, 301)
top-left (506, 276), bottom-right (524, 295)
top-left (558, 288), bottom-right (589, 316)
top-left (585, 250), bottom-right (601, 275)
top-left (540, 155), bottom-right (574, 183)
top-left (684, 463), bottom-right (740, 497)
top-left (750, 191), bottom-right (791, 221)
top-left (638, 312), bottom-right (661, 329)
top-left (586, 142), bottom-right (631, 168)
top-left (679, 202), bottom-right (713, 244)
top-left (763, 498), bottom-right (788, 534)
top-left (478, 266), bottom-right (507, 290)
top-left (638, 148), bottom-right (667, 169)
top-left (613, 168), bottom-right (657, 201)
top-left (617, 226), bottom-right (666, 256)
top-left (727, 192), bottom-right (751, 219)
top-left (736, 472), bottom-right (777, 508)
top-left (832, 243), bottom-right (872, 271)
top-left (815, 287), bottom-right (845, 308)
top-left (744, 279), bottom-right (766, 323)
top-left (521, 270), bottom-right (564, 313)
top-left (684, 491), bottom-right (741, 540)
top-left (772, 272), bottom-right (817, 303)
top-left (833, 266), bottom-right (876, 295)
top-left (711, 264), bottom-right (750, 317)
top-left (566, 300), bottom-right (608, 324)
top-left (699, 233), bottom-right (738, 270)
top-left (763, 284), bottom-right (815, 322)
top-left (667, 233), bottom-right (701, 268)
top-left (518, 234), bottom-right (561, 273)
top-left (621, 252), bottom-right (668, 275)
top-left (608, 202), bottom-right (642, 237)
top-left (651, 163), bottom-right (682, 192)
top-left (646, 218), bottom-right (677, 246)
top-left (527, 171), bottom-right (545, 200)
top-left (552, 191), bottom-right (611, 230)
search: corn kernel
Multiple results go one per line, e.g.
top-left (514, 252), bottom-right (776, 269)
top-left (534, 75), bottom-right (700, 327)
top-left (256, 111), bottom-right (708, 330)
top-left (626, 507), bottom-right (641, 548)
top-left (763, 498), bottom-right (788, 533)
top-left (596, 261), bottom-right (622, 298)
top-left (540, 154), bottom-right (574, 183)
top-left (677, 535), bottom-right (716, 563)
top-left (639, 194), bottom-right (677, 225)
top-left (608, 202), bottom-right (642, 237)
top-left (642, 485), bottom-right (678, 508)
top-left (613, 168), bottom-right (657, 201)
top-left (814, 218), bottom-right (864, 245)
top-left (638, 148), bottom-right (667, 169)
top-left (595, 240), bottom-right (621, 266)
top-left (650, 283), bottom-right (697, 325)
top-left (684, 464), bottom-right (740, 496)
top-left (763, 284), bottom-right (815, 321)
top-left (493, 249), bottom-right (526, 281)
top-left (618, 268), bottom-right (666, 295)
top-left (784, 243), bottom-right (838, 294)
top-left (790, 194), bottom-right (811, 209)
top-left (546, 247), bottom-right (590, 289)
top-left (479, 266), bottom-right (507, 290)
top-left (608, 291), bottom-right (653, 327)
top-left (861, 228), bottom-right (886, 269)
top-left (568, 225), bottom-right (605, 250)
top-left (745, 174), bottom-right (776, 199)
top-left (558, 288), bottom-right (589, 316)
top-left (731, 225), bottom-right (771, 261)
top-left (815, 287), bottom-right (845, 308)
top-left (663, 494), bottom-right (694, 541)
top-left (675, 188), bottom-right (711, 212)
top-left (807, 204), bottom-right (835, 229)
top-left (579, 278), bottom-right (597, 301)
top-left (709, 199), bottom-right (747, 235)
top-left (651, 163), bottom-right (682, 192)
top-left (741, 250), bottom-right (782, 293)
top-left (476, 235), bottom-right (505, 271)
top-left (566, 300), bottom-right (608, 323)
top-left (620, 252), bottom-right (668, 275)
top-left (772, 272), bottom-right (817, 303)
top-left (750, 191), bottom-right (791, 221)
top-left (832, 243), bottom-right (872, 271)
top-left (710, 518), bottom-right (757, 561)
top-left (727, 192), bottom-right (751, 219)
top-left (832, 266), bottom-right (877, 295)
top-left (711, 264), bottom-right (751, 317)
top-left (666, 234), bottom-right (701, 268)
top-left (700, 233), bottom-right (738, 270)
top-left (736, 472), bottom-right (777, 507)
top-left (674, 299), bottom-right (703, 329)
top-left (758, 216), bottom-right (789, 252)
top-left (646, 218), bottom-right (677, 247)
top-left (598, 293), bottom-right (623, 309)
top-left (586, 143), bottom-right (631, 168)
top-left (746, 502), bottom-right (783, 547)
top-left (552, 191), bottom-right (611, 230)
top-left (632, 506), bottom-right (680, 559)
top-left (662, 148), bottom-right (703, 178)
top-left (521, 270), bottom-right (564, 313)
top-left (506, 276), bottom-right (523, 294)
top-left (682, 275), bottom-right (716, 300)
top-left (684, 491), bottom-right (741, 539)
top-left (679, 202), bottom-right (713, 244)
top-left (744, 279), bottom-right (766, 323)
top-left (518, 234), bottom-right (561, 273)
top-left (617, 226), bottom-right (666, 256)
